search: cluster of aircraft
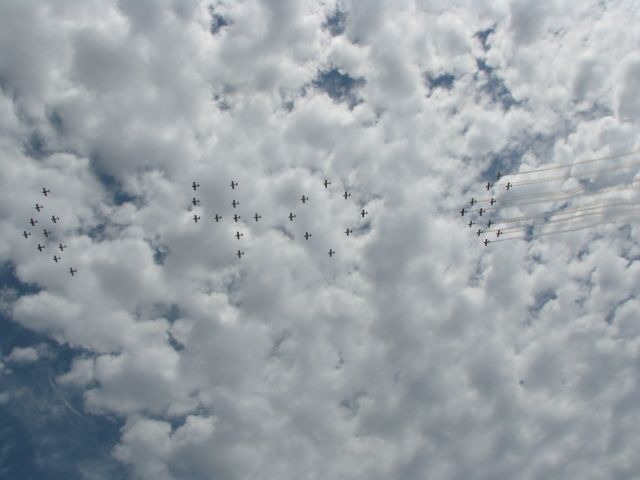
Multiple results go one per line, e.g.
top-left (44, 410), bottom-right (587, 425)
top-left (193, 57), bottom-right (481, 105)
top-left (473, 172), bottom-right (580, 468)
top-left (23, 187), bottom-right (77, 276)
top-left (189, 179), bottom-right (369, 259)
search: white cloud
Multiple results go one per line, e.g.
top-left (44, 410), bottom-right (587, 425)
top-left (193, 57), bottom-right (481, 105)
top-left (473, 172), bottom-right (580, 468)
top-left (1, 0), bottom-right (640, 479)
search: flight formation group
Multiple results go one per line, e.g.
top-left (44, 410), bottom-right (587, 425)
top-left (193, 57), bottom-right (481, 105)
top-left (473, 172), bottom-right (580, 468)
top-left (23, 187), bottom-right (77, 276)
top-left (189, 179), bottom-right (369, 259)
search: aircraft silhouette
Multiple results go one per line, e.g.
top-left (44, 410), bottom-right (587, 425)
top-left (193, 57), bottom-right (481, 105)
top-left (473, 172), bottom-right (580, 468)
top-left (42, 187), bottom-right (50, 196)
top-left (486, 220), bottom-right (493, 228)
top-left (460, 208), bottom-right (466, 216)
top-left (232, 199), bottom-right (239, 208)
top-left (328, 249), bottom-right (335, 257)
top-left (233, 214), bottom-right (241, 222)
top-left (69, 267), bottom-right (77, 276)
top-left (301, 195), bottom-right (308, 204)
top-left (29, 218), bottom-right (37, 226)
top-left (468, 220), bottom-right (474, 228)
top-left (214, 214), bottom-right (222, 222)
top-left (191, 198), bottom-right (200, 206)
top-left (53, 255), bottom-right (61, 263)
top-left (193, 214), bottom-right (201, 223)
top-left (43, 229), bottom-right (51, 238)
top-left (235, 231), bottom-right (243, 240)
top-left (304, 232), bottom-right (311, 240)
top-left (37, 243), bottom-right (45, 252)
top-left (236, 250), bottom-right (244, 259)
top-left (323, 179), bottom-right (331, 188)
top-left (476, 228), bottom-right (483, 237)
top-left (51, 215), bottom-right (60, 223)
top-left (192, 181), bottom-right (200, 191)
top-left (486, 182), bottom-right (492, 191)
top-left (230, 180), bottom-right (238, 190)
top-left (469, 198), bottom-right (476, 206)
top-left (496, 171), bottom-right (502, 180)
top-left (506, 182), bottom-right (512, 190)
top-left (478, 207), bottom-right (485, 216)
top-left (360, 209), bottom-right (368, 218)
top-left (343, 191), bottom-right (351, 200)
top-left (23, 231), bottom-right (31, 239)
top-left (254, 213), bottom-right (261, 222)
top-left (58, 243), bottom-right (67, 251)
top-left (490, 198), bottom-right (496, 206)
top-left (484, 238), bottom-right (490, 246)
top-left (345, 228), bottom-right (352, 236)
top-left (496, 229), bottom-right (502, 237)
top-left (35, 203), bottom-right (43, 212)
top-left (288, 212), bottom-right (296, 221)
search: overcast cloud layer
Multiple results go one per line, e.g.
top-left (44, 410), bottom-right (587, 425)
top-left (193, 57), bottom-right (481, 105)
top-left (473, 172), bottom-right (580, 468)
top-left (1, 1), bottom-right (640, 479)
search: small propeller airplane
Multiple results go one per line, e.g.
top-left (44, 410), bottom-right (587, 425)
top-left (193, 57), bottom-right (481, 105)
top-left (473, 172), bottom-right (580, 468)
top-left (476, 228), bottom-right (483, 237)
top-left (486, 182), bottom-right (492, 191)
top-left (506, 182), bottom-right (512, 190)
top-left (37, 243), bottom-right (45, 252)
top-left (343, 191), bottom-right (351, 200)
top-left (328, 249), bottom-right (335, 257)
top-left (478, 207), bottom-right (485, 216)
top-left (43, 229), bottom-right (51, 238)
top-left (233, 214), bottom-right (241, 222)
top-left (301, 195), bottom-right (308, 204)
top-left (193, 214), bottom-right (201, 223)
top-left (490, 198), bottom-right (496, 206)
top-left (360, 209), bottom-right (368, 218)
top-left (468, 220), bottom-right (474, 228)
top-left (496, 229), bottom-right (502, 237)
top-left (496, 171), bottom-right (502, 180)
top-left (235, 231), bottom-right (243, 240)
top-left (230, 180), bottom-right (238, 190)
top-left (304, 232), bottom-right (312, 240)
top-left (236, 250), bottom-right (244, 259)
top-left (345, 228), bottom-right (352, 236)
top-left (192, 181), bottom-right (200, 191)
top-left (42, 187), bottom-right (51, 196)
top-left (53, 255), bottom-right (61, 263)
top-left (253, 213), bottom-right (261, 222)
top-left (51, 215), bottom-right (60, 223)
top-left (69, 267), bottom-right (77, 276)
top-left (484, 238), bottom-right (490, 246)
top-left (486, 220), bottom-right (493, 228)
top-left (191, 198), bottom-right (200, 206)
top-left (35, 203), bottom-right (43, 212)
top-left (30, 218), bottom-right (37, 226)
top-left (214, 214), bottom-right (222, 222)
top-left (323, 179), bottom-right (331, 188)
top-left (460, 208), bottom-right (466, 216)
top-left (58, 243), bottom-right (67, 251)
top-left (288, 212), bottom-right (296, 221)
top-left (232, 199), bottom-right (239, 208)
top-left (469, 198), bottom-right (476, 206)
top-left (23, 231), bottom-right (31, 239)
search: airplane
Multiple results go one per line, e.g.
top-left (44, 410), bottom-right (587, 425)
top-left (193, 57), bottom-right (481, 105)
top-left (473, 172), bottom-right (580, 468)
top-left (460, 208), bottom-right (466, 216)
top-left (301, 195), bottom-right (308, 204)
top-left (53, 255), bottom-right (61, 263)
top-left (469, 198), bottom-right (476, 206)
top-left (236, 250), bottom-right (244, 259)
top-left (233, 214), bottom-right (241, 222)
top-left (193, 214), bottom-right (201, 223)
top-left (486, 220), bottom-right (493, 228)
top-left (360, 209), bottom-right (368, 218)
top-left (232, 199), bottom-right (239, 208)
top-left (192, 181), bottom-right (200, 191)
top-left (51, 215), bottom-right (60, 223)
top-left (343, 191), bottom-right (351, 200)
top-left (496, 229), bottom-right (502, 237)
top-left (496, 171), bottom-right (502, 181)
top-left (478, 207), bottom-right (485, 216)
top-left (37, 243), bottom-right (45, 252)
top-left (323, 179), bottom-right (331, 188)
top-left (253, 213), bottom-right (261, 222)
top-left (23, 231), bottom-right (31, 239)
top-left (214, 214), bottom-right (222, 222)
top-left (191, 198), bottom-right (200, 206)
top-left (235, 231), bottom-right (243, 240)
top-left (42, 187), bottom-right (50, 196)
top-left (43, 229), bottom-right (51, 238)
top-left (304, 232), bottom-right (311, 240)
top-left (69, 267), bottom-right (77, 276)
top-left (35, 203), bottom-right (43, 212)
top-left (468, 220), bottom-right (474, 228)
top-left (345, 228), bottom-right (352, 236)
top-left (230, 180), bottom-right (238, 190)
top-left (484, 238), bottom-right (490, 246)
top-left (485, 182), bottom-right (492, 191)
top-left (476, 228), bottom-right (483, 237)
top-left (490, 198), bottom-right (496, 206)
top-left (288, 212), bottom-right (296, 221)
top-left (29, 218), bottom-right (37, 226)
top-left (506, 182), bottom-right (512, 190)
top-left (58, 243), bottom-right (67, 251)
top-left (328, 249), bottom-right (335, 257)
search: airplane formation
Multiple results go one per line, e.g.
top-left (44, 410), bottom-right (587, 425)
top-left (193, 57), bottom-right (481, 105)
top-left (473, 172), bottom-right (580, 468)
top-left (189, 179), bottom-right (369, 259)
top-left (22, 187), bottom-right (77, 276)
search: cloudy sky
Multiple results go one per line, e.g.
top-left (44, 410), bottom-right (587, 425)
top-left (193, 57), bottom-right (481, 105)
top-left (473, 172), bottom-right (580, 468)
top-left (1, 0), bottom-right (640, 479)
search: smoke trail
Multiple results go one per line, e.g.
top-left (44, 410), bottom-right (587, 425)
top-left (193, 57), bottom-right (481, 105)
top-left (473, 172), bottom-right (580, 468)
top-left (510, 163), bottom-right (640, 188)
top-left (503, 182), bottom-right (640, 208)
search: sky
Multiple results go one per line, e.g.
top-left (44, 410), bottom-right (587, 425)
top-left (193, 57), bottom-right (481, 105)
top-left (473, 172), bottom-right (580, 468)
top-left (1, 1), bottom-right (640, 479)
